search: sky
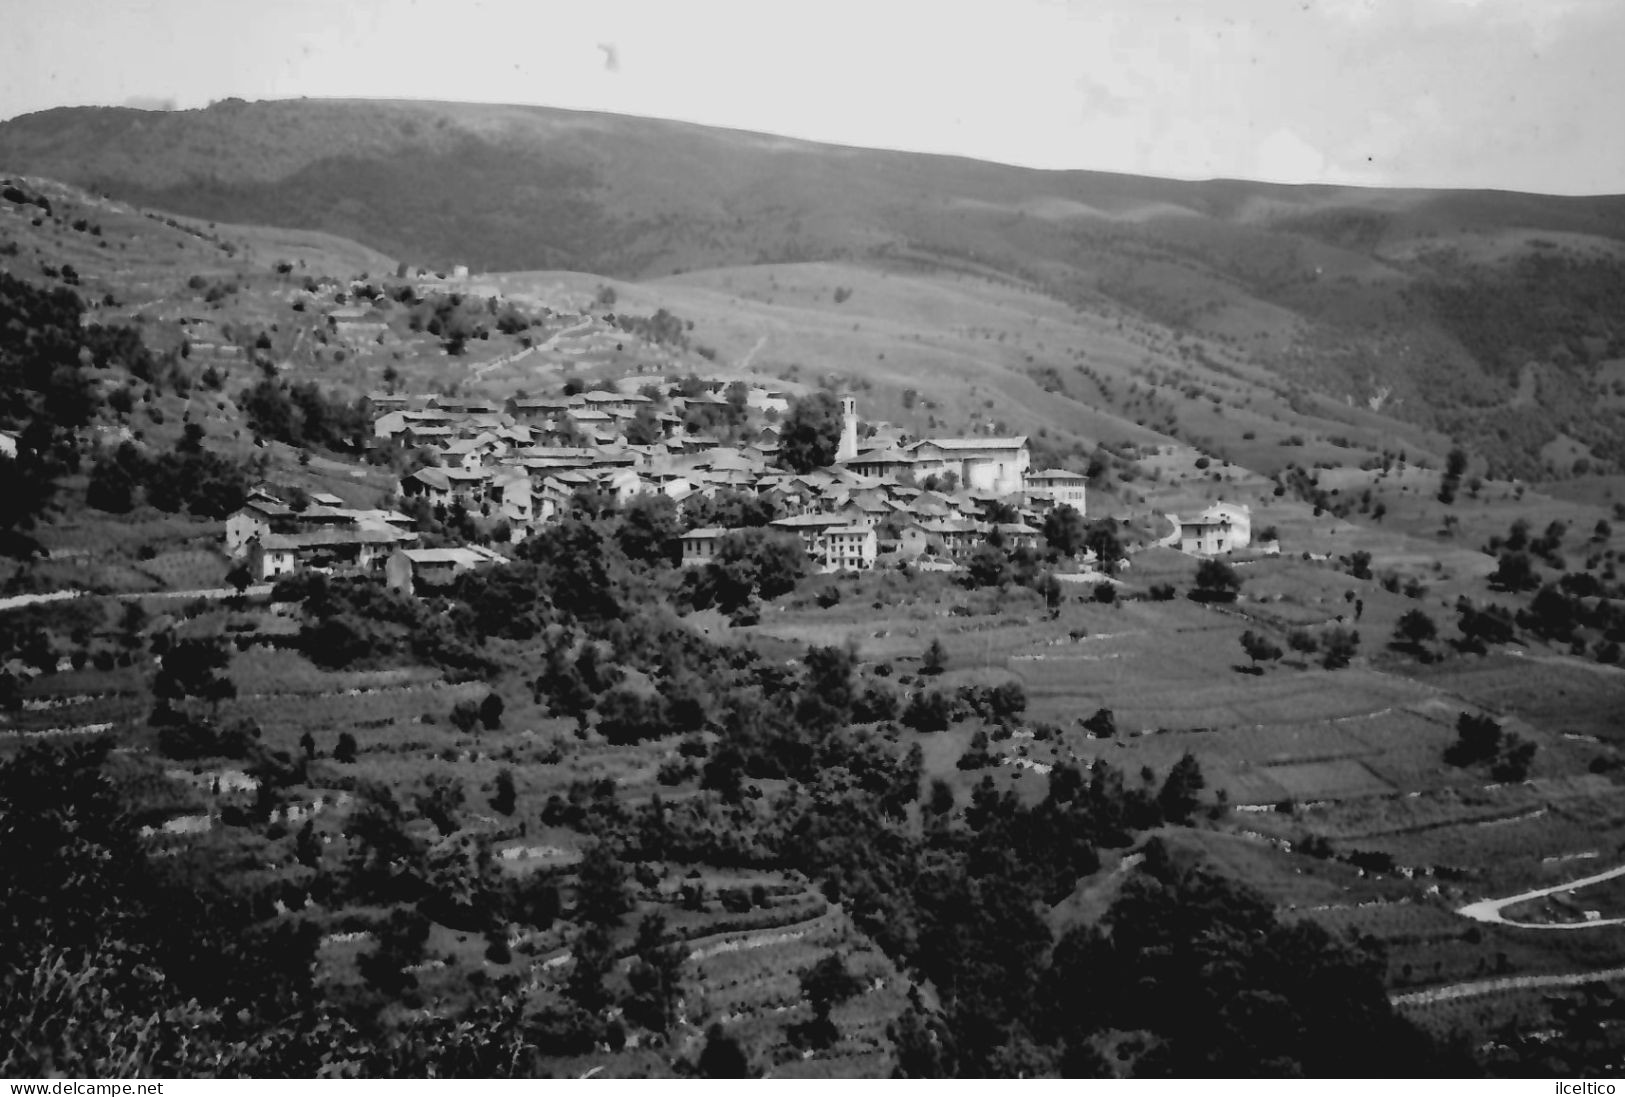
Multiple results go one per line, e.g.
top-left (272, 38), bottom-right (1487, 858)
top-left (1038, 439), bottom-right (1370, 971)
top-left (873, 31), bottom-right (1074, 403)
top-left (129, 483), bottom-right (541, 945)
top-left (2, 0), bottom-right (1622, 195)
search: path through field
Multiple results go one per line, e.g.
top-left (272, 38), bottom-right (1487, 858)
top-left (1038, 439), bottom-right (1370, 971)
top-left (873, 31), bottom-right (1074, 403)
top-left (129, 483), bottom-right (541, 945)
top-left (1456, 862), bottom-right (1625, 929)
top-left (0, 585), bottom-right (273, 612)
top-left (1392, 965), bottom-right (1625, 1008)
top-left (738, 334), bottom-right (767, 370)
top-left (0, 589), bottom-right (84, 612)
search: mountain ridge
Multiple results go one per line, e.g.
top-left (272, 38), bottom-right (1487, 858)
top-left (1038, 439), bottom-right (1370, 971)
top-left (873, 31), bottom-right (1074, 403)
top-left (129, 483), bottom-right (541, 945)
top-left (4, 96), bottom-right (1625, 479)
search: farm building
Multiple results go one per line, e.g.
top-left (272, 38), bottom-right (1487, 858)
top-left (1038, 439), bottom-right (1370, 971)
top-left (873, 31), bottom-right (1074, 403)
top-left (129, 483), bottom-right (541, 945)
top-left (247, 526), bottom-right (413, 581)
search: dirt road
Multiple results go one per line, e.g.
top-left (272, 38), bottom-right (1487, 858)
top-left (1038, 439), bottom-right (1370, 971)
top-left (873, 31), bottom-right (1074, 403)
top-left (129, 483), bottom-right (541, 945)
top-left (1456, 862), bottom-right (1625, 929)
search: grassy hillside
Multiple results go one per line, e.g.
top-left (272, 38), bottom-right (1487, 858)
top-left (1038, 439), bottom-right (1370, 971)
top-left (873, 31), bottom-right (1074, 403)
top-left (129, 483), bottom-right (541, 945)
top-left (5, 98), bottom-right (1625, 476)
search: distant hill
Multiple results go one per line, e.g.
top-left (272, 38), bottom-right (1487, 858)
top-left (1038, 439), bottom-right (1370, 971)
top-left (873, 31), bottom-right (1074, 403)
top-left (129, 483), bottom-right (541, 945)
top-left (5, 97), bottom-right (1625, 477)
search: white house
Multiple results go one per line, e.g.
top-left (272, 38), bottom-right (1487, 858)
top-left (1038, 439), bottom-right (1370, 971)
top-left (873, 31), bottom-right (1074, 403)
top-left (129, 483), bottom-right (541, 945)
top-left (822, 525), bottom-right (877, 572)
top-left (1172, 502), bottom-right (1252, 556)
top-left (1025, 468), bottom-right (1087, 512)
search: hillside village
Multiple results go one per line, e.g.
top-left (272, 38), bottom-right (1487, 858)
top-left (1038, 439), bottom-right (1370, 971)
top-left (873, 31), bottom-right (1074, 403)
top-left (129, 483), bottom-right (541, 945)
top-left (12, 100), bottom-right (1625, 1082)
top-left (226, 379), bottom-right (1231, 594)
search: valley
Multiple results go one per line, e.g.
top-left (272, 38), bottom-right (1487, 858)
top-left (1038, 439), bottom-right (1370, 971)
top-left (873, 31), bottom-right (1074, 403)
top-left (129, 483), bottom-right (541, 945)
top-left (3, 100), bottom-right (1625, 1079)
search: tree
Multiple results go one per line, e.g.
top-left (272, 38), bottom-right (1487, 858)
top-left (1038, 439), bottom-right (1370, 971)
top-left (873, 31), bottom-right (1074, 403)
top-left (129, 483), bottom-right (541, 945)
top-left (413, 773), bottom-right (465, 837)
top-left (1042, 505), bottom-right (1088, 558)
top-left (1347, 551), bottom-right (1373, 580)
top-left (1446, 447), bottom-right (1469, 481)
top-left (1321, 627), bottom-right (1360, 669)
top-left (1491, 735), bottom-right (1537, 783)
top-left (150, 638), bottom-right (236, 732)
top-left (491, 768), bottom-right (517, 815)
top-left (1490, 551), bottom-right (1537, 592)
top-left (1082, 708), bottom-right (1116, 738)
top-left (595, 685), bottom-right (668, 745)
top-left (624, 404), bottom-right (662, 446)
top-left (1083, 520), bottom-right (1125, 575)
top-left (334, 731), bottom-right (358, 764)
top-left (615, 494), bottom-right (682, 566)
top-left (922, 637), bottom-right (948, 676)
top-left (701, 742), bottom-right (746, 802)
top-left (85, 457), bottom-right (136, 513)
top-left (565, 923), bottom-right (615, 1014)
top-left (1456, 599), bottom-right (1515, 652)
top-left (1446, 711), bottom-right (1504, 766)
top-left (902, 689), bottom-right (954, 732)
top-left (449, 698), bottom-right (481, 735)
top-left (698, 1023), bottom-right (751, 1078)
top-left (1192, 558), bottom-right (1241, 602)
top-left (705, 528), bottom-right (808, 608)
top-left (1158, 752), bottom-right (1206, 824)
top-left (479, 691), bottom-right (505, 731)
top-left (624, 913), bottom-right (686, 1033)
top-left (575, 840), bottom-right (631, 928)
top-left (798, 952), bottom-right (864, 1047)
top-left (779, 392), bottom-right (843, 473)
top-left (1037, 571), bottom-right (1063, 617)
top-left (965, 543), bottom-right (1011, 588)
top-left (1239, 629), bottom-right (1283, 669)
top-left (1393, 609), bottom-right (1438, 654)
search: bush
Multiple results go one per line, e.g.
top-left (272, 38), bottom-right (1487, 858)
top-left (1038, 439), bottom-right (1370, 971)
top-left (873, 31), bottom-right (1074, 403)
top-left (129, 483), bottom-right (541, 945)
top-left (1192, 559), bottom-right (1241, 602)
top-left (902, 690), bottom-right (954, 732)
top-left (1320, 627), bottom-right (1360, 669)
top-left (449, 699), bottom-right (481, 734)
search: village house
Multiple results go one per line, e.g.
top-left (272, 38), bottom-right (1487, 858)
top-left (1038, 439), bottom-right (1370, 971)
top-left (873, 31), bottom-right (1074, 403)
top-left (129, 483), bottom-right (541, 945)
top-left (679, 526), bottom-right (730, 567)
top-left (1172, 502), bottom-right (1252, 556)
top-left (769, 512), bottom-right (854, 554)
top-left (488, 469), bottom-right (535, 531)
top-left (995, 522), bottom-right (1042, 551)
top-left (823, 525), bottom-right (878, 572)
top-left (844, 446), bottom-right (918, 480)
top-left (1025, 468), bottom-right (1088, 512)
top-left (246, 526), bottom-right (414, 582)
top-left (921, 517), bottom-right (986, 557)
top-left (225, 495), bottom-right (296, 557)
top-left (440, 432), bottom-right (506, 471)
top-left (385, 545), bottom-right (505, 595)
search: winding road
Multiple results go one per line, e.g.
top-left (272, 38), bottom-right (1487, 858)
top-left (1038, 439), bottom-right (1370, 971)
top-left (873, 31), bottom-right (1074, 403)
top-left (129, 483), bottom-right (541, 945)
top-left (1456, 862), bottom-right (1625, 930)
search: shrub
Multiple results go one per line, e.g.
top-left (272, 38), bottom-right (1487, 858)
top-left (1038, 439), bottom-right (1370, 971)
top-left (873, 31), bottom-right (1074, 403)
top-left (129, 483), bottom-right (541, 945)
top-left (1320, 627), bottom-right (1360, 669)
